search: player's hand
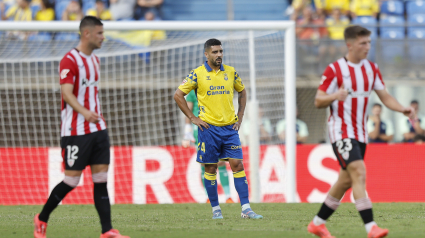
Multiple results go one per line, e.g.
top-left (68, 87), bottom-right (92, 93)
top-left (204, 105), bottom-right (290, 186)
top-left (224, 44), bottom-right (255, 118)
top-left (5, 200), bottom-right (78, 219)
top-left (402, 107), bottom-right (415, 119)
top-left (232, 121), bottom-right (242, 131)
top-left (191, 117), bottom-right (209, 131)
top-left (83, 110), bottom-right (100, 124)
top-left (335, 84), bottom-right (349, 101)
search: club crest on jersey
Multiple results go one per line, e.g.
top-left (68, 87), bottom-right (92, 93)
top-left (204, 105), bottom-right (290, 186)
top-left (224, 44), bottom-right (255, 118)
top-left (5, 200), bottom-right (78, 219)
top-left (224, 73), bottom-right (228, 81)
top-left (342, 152), bottom-right (350, 160)
top-left (367, 71), bottom-right (373, 78)
top-left (68, 158), bottom-right (75, 167)
top-left (60, 69), bottom-right (70, 79)
top-left (206, 76), bottom-right (211, 80)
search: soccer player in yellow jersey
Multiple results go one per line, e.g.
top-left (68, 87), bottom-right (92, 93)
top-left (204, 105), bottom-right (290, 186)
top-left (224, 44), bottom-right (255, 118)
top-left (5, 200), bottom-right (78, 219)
top-left (174, 39), bottom-right (263, 219)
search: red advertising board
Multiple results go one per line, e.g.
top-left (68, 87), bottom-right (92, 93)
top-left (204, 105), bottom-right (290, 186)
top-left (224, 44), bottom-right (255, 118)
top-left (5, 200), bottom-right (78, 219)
top-left (0, 144), bottom-right (424, 205)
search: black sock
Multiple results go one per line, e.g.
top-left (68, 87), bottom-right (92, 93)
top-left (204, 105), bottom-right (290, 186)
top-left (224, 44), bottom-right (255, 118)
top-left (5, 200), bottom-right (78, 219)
top-left (39, 181), bottom-right (74, 222)
top-left (94, 183), bottom-right (112, 234)
top-left (317, 203), bottom-right (336, 220)
top-left (359, 208), bottom-right (374, 224)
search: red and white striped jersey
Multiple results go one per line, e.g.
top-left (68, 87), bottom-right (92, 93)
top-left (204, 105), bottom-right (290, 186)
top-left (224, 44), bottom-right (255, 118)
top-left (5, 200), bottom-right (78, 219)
top-left (318, 58), bottom-right (385, 144)
top-left (59, 49), bottom-right (106, 137)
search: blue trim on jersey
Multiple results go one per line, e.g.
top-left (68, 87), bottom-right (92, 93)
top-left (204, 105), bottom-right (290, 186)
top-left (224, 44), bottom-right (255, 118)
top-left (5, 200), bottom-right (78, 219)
top-left (204, 61), bottom-right (225, 72)
top-left (197, 124), bottom-right (243, 164)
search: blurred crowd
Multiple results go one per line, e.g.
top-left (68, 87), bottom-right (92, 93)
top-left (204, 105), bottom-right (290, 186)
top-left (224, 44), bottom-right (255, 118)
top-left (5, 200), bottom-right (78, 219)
top-left (0, 0), bottom-right (166, 43)
top-left (0, 0), bottom-right (163, 22)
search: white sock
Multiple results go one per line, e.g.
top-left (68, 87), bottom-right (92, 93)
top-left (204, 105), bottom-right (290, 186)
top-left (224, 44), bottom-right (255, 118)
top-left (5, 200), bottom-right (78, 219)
top-left (313, 215), bottom-right (326, 226)
top-left (212, 205), bottom-right (221, 212)
top-left (365, 221), bottom-right (377, 233)
top-left (241, 203), bottom-right (251, 211)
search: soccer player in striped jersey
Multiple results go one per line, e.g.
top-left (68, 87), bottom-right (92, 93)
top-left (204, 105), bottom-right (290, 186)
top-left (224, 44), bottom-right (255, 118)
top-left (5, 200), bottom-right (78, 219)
top-left (182, 90), bottom-right (234, 203)
top-left (307, 25), bottom-right (414, 238)
top-left (33, 16), bottom-right (129, 238)
top-left (175, 38), bottom-right (262, 219)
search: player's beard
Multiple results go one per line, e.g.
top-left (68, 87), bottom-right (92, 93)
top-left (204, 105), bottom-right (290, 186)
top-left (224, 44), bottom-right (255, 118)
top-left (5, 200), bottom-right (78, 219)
top-left (213, 58), bottom-right (222, 67)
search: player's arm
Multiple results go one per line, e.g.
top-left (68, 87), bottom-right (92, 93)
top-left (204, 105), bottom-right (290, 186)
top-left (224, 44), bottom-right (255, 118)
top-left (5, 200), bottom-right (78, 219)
top-left (174, 89), bottom-right (209, 131)
top-left (375, 89), bottom-right (414, 118)
top-left (314, 84), bottom-right (348, 108)
top-left (233, 88), bottom-right (247, 131)
top-left (185, 101), bottom-right (194, 124)
top-left (61, 84), bottom-right (100, 123)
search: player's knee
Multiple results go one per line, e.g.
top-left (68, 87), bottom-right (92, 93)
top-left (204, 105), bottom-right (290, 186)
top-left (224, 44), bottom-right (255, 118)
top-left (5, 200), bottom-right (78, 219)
top-left (63, 175), bottom-right (81, 188)
top-left (229, 160), bottom-right (244, 172)
top-left (339, 178), bottom-right (352, 190)
top-left (351, 169), bottom-right (366, 184)
top-left (92, 172), bottom-right (108, 183)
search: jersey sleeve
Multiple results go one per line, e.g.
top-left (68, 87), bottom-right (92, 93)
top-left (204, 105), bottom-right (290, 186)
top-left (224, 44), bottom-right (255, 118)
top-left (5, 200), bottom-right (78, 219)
top-left (59, 55), bottom-right (78, 85)
top-left (186, 90), bottom-right (197, 103)
top-left (373, 64), bottom-right (385, 90)
top-left (318, 65), bottom-right (338, 93)
top-left (234, 71), bottom-right (245, 92)
top-left (178, 70), bottom-right (198, 94)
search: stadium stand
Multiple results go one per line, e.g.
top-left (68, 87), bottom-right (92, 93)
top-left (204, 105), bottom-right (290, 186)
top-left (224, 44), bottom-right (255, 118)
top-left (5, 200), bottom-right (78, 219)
top-left (380, 0), bottom-right (404, 16)
top-left (406, 0), bottom-right (425, 15)
top-left (352, 16), bottom-right (378, 39)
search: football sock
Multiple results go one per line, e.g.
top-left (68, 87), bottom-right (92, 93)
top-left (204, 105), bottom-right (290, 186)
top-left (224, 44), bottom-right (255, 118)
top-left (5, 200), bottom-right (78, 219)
top-left (218, 165), bottom-right (231, 199)
top-left (212, 205), bottom-right (221, 212)
top-left (316, 194), bottom-right (341, 223)
top-left (355, 197), bottom-right (374, 233)
top-left (39, 181), bottom-right (74, 222)
top-left (204, 172), bottom-right (219, 207)
top-left (365, 221), bottom-right (377, 233)
top-left (201, 166), bottom-right (207, 194)
top-left (313, 215), bottom-right (327, 226)
top-left (94, 182), bottom-right (113, 234)
top-left (241, 203), bottom-right (251, 211)
top-left (233, 170), bottom-right (249, 206)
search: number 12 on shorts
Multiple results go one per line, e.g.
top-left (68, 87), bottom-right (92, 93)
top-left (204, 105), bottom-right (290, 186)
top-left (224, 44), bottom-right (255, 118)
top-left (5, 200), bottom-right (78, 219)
top-left (197, 142), bottom-right (205, 153)
top-left (66, 145), bottom-right (79, 167)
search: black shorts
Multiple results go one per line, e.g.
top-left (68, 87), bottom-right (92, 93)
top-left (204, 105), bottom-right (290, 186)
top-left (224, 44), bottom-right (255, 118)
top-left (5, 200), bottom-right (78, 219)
top-left (331, 138), bottom-right (366, 170)
top-left (61, 129), bottom-right (110, 170)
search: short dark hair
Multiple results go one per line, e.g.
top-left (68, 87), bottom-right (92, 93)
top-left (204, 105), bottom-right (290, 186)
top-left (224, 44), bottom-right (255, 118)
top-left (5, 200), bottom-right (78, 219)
top-left (79, 16), bottom-right (103, 33)
top-left (344, 25), bottom-right (371, 41)
top-left (373, 103), bottom-right (382, 108)
top-left (204, 38), bottom-right (222, 52)
top-left (411, 100), bottom-right (419, 105)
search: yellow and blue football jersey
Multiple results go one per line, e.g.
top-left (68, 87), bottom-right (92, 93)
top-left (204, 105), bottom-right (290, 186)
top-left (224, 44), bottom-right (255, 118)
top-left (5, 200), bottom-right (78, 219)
top-left (178, 61), bottom-right (245, 127)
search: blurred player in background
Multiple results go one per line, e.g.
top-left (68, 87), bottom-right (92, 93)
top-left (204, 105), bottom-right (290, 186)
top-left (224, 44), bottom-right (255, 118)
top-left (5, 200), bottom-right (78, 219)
top-left (175, 38), bottom-right (262, 220)
top-left (367, 103), bottom-right (394, 143)
top-left (182, 90), bottom-right (233, 203)
top-left (33, 16), bottom-right (129, 238)
top-left (309, 25), bottom-right (413, 238)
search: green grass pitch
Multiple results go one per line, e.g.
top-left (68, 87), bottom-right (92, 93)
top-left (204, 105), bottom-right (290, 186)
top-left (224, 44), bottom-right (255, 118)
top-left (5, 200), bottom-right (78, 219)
top-left (1, 203), bottom-right (425, 238)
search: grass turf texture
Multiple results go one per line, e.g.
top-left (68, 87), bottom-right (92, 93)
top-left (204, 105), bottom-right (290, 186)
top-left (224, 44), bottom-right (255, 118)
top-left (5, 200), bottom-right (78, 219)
top-left (1, 203), bottom-right (424, 238)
